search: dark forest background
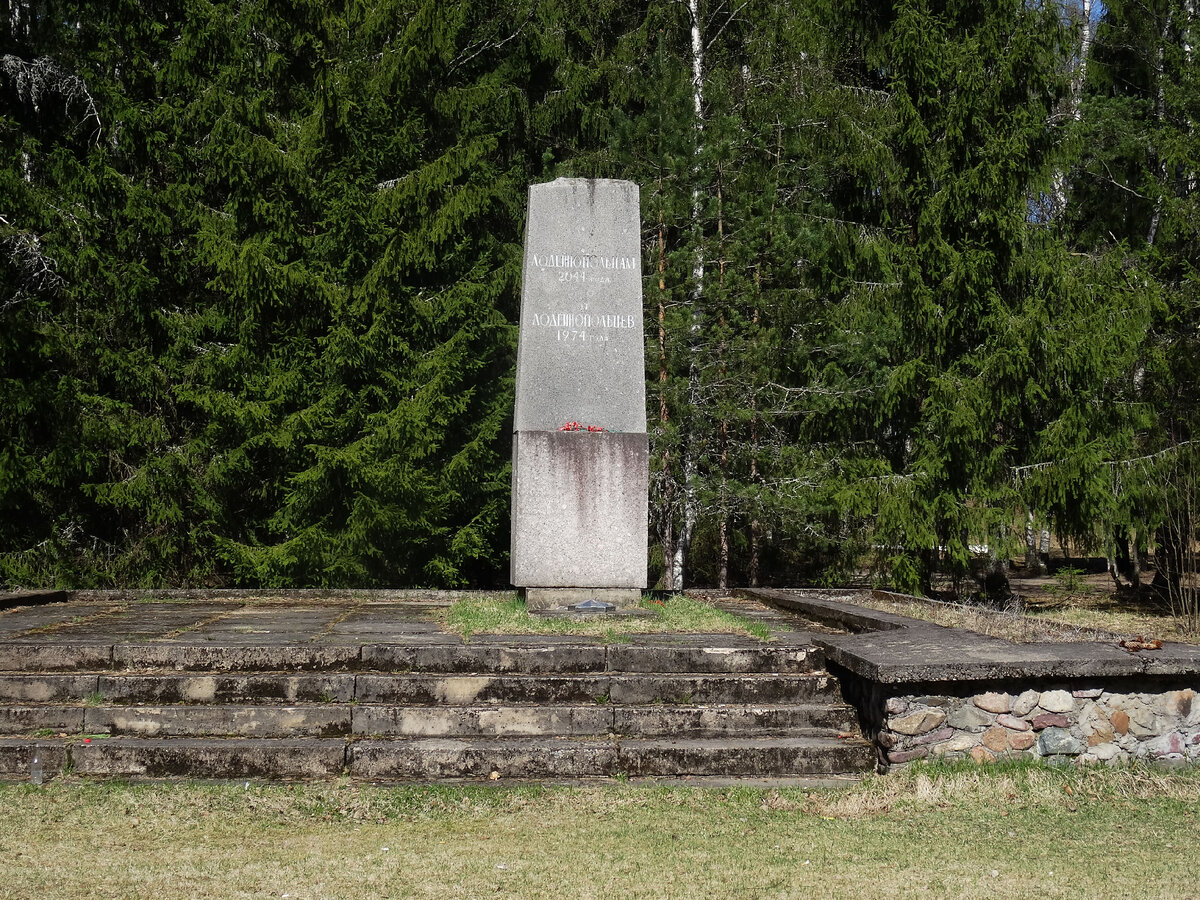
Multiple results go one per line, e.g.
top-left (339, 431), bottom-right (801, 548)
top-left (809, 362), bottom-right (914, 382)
top-left (2, 0), bottom-right (1197, 598)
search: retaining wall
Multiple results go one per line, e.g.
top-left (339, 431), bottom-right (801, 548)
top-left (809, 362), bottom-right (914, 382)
top-left (745, 588), bottom-right (1200, 772)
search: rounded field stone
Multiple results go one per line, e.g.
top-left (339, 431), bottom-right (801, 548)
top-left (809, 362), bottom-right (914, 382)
top-left (997, 714), bottom-right (1031, 732)
top-left (1038, 690), bottom-right (1074, 713)
top-left (1012, 690), bottom-right (1040, 717)
top-left (1008, 731), bottom-right (1037, 751)
top-left (1089, 742), bottom-right (1119, 761)
top-left (948, 704), bottom-right (993, 730)
top-left (890, 708), bottom-right (947, 736)
top-left (913, 726), bottom-right (956, 746)
top-left (1072, 688), bottom-right (1103, 699)
top-left (970, 745), bottom-right (996, 764)
top-left (888, 746), bottom-right (929, 764)
top-left (1032, 712), bottom-right (1069, 730)
top-left (1038, 727), bottom-right (1083, 756)
top-left (973, 692), bottom-right (1012, 714)
top-left (982, 727), bottom-right (1009, 752)
top-left (933, 733), bottom-right (979, 754)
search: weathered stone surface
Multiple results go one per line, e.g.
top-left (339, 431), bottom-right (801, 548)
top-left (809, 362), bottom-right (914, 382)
top-left (1073, 688), bottom-right (1103, 699)
top-left (113, 644), bottom-right (360, 672)
top-left (1111, 709), bottom-right (1130, 735)
top-left (1038, 690), bottom-right (1074, 713)
top-left (1012, 690), bottom-right (1041, 717)
top-left (1088, 723), bottom-right (1115, 746)
top-left (607, 644), bottom-right (817, 675)
top-left (912, 726), bottom-right (955, 747)
top-left (362, 642), bottom-right (608, 674)
top-left (1128, 705), bottom-right (1158, 738)
top-left (888, 746), bottom-right (929, 764)
top-left (1038, 727), bottom-right (1083, 756)
top-left (889, 708), bottom-right (947, 736)
top-left (948, 704), bottom-right (993, 730)
top-left (997, 714), bottom-right (1031, 732)
top-left (614, 703), bottom-right (852, 737)
top-left (99, 673), bottom-right (356, 704)
top-left (970, 745), bottom-right (995, 764)
top-left (1031, 712), bottom-right (1069, 730)
top-left (0, 643), bottom-right (112, 672)
top-left (525, 587), bottom-right (643, 611)
top-left (1140, 732), bottom-right (1185, 758)
top-left (85, 706), bottom-right (351, 739)
top-left (354, 673), bottom-right (607, 705)
top-left (0, 737), bottom-right (70, 776)
top-left (0, 705), bottom-right (84, 735)
top-left (973, 692), bottom-right (1012, 713)
top-left (70, 737), bottom-right (346, 779)
top-left (910, 696), bottom-right (951, 707)
top-left (513, 178), bottom-right (646, 434)
top-left (1008, 731), bottom-right (1037, 751)
top-left (1086, 742), bottom-right (1119, 761)
top-left (622, 736), bottom-right (875, 777)
top-left (885, 697), bottom-right (909, 716)
top-left (982, 727), bottom-right (1009, 752)
top-left (933, 733), bottom-right (979, 754)
top-left (511, 178), bottom-right (648, 594)
top-left (510, 431), bottom-right (649, 590)
top-left (355, 704), bottom-right (612, 738)
top-left (607, 673), bottom-right (842, 705)
top-left (0, 674), bottom-right (98, 702)
top-left (1159, 689), bottom-right (1194, 718)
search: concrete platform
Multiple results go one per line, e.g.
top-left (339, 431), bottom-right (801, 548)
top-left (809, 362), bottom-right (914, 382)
top-left (744, 588), bottom-right (1200, 684)
top-left (0, 592), bottom-right (873, 782)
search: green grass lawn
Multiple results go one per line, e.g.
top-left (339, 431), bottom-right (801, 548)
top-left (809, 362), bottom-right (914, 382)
top-left (1, 761), bottom-right (1196, 899)
top-left (440, 593), bottom-right (772, 640)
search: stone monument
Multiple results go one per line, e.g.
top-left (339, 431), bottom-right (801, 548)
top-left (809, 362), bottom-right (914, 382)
top-left (511, 178), bottom-right (648, 611)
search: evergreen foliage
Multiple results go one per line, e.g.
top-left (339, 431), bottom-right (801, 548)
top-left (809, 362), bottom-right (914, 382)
top-left (1, 0), bottom-right (1197, 596)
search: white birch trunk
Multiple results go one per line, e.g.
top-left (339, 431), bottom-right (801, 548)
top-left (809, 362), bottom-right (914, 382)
top-left (1050, 0), bottom-right (1096, 214)
top-left (670, 0), bottom-right (705, 590)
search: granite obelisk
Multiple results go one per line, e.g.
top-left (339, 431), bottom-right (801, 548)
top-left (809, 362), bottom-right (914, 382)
top-left (511, 178), bottom-right (648, 610)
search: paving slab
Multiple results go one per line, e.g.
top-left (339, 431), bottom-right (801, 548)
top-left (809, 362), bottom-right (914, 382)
top-left (744, 588), bottom-right (1200, 685)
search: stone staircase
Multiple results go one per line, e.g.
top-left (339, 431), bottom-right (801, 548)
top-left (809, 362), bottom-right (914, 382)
top-left (0, 633), bottom-right (872, 781)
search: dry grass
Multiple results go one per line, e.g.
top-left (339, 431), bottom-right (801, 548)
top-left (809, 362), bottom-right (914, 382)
top-left (1, 763), bottom-right (1197, 899)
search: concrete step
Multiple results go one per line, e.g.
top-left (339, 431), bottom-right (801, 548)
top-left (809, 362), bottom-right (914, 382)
top-left (0, 671), bottom-right (843, 706)
top-left (0, 701), bottom-right (857, 739)
top-left (0, 640), bottom-right (821, 675)
top-left (0, 734), bottom-right (872, 780)
top-left (0, 736), bottom-right (344, 779)
top-left (351, 735), bottom-right (874, 779)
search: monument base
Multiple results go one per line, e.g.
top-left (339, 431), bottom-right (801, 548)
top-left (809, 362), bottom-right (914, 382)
top-left (523, 587), bottom-right (643, 612)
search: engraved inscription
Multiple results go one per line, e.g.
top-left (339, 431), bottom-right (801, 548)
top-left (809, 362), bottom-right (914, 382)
top-left (531, 312), bottom-right (638, 343)
top-left (532, 253), bottom-right (637, 271)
